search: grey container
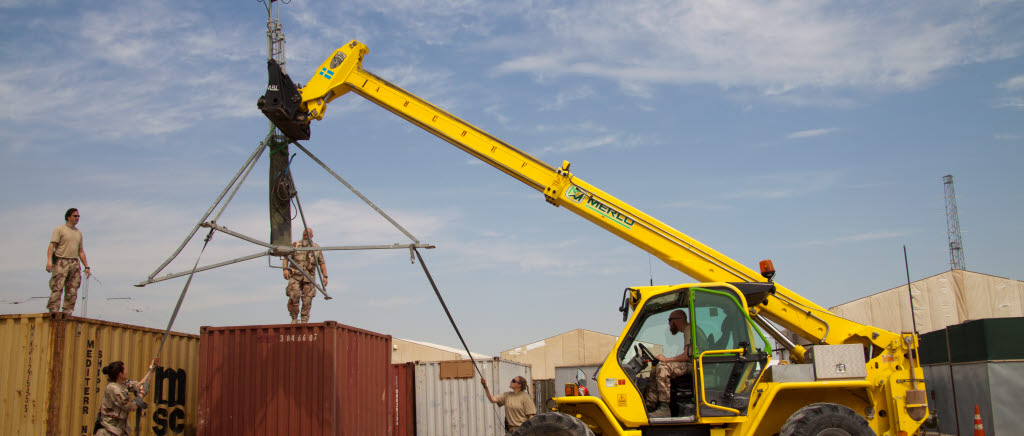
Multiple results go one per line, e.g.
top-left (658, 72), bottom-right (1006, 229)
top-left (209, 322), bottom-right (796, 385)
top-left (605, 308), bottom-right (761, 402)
top-left (532, 379), bottom-right (556, 413)
top-left (922, 364), bottom-right (957, 436)
top-left (951, 361), bottom-right (1024, 436)
top-left (414, 357), bottom-right (532, 436)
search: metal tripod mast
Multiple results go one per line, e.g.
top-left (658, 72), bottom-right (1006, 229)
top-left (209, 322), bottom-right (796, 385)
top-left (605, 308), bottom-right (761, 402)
top-left (943, 175), bottom-right (966, 271)
top-left (264, 0), bottom-right (293, 249)
top-left (139, 1), bottom-right (434, 291)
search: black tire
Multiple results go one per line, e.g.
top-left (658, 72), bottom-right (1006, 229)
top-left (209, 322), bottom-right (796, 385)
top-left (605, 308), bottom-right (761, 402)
top-left (514, 412), bottom-right (596, 436)
top-left (780, 403), bottom-right (875, 436)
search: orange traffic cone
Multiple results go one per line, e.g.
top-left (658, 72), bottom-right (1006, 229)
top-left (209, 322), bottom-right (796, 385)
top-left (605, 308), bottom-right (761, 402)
top-left (973, 404), bottom-right (985, 436)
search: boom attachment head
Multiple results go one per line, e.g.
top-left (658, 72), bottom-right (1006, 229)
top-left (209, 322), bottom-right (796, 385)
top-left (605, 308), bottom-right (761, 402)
top-left (258, 60), bottom-right (311, 141)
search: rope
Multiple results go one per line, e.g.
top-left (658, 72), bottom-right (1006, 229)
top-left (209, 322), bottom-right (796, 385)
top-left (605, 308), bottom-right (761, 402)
top-left (134, 228), bottom-right (215, 435)
top-left (411, 247), bottom-right (506, 428)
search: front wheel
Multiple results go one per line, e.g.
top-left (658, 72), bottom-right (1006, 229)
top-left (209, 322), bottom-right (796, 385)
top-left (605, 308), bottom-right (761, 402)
top-left (780, 403), bottom-right (875, 436)
top-left (514, 412), bottom-right (595, 436)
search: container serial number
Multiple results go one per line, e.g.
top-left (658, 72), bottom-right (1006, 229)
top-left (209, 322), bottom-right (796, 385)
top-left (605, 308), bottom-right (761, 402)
top-left (280, 334), bottom-right (318, 342)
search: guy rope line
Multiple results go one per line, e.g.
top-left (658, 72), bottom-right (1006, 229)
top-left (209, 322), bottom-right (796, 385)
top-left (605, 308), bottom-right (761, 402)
top-left (411, 247), bottom-right (507, 428)
top-left (135, 227), bottom-right (216, 435)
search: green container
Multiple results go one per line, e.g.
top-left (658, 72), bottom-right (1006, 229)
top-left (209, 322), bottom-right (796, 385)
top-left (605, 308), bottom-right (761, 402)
top-left (947, 317), bottom-right (1024, 363)
top-left (918, 328), bottom-right (949, 365)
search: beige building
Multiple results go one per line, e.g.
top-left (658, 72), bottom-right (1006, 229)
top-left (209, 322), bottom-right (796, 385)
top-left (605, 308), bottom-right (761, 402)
top-left (499, 329), bottom-right (617, 380)
top-left (829, 270), bottom-right (1024, 335)
top-left (392, 338), bottom-right (491, 364)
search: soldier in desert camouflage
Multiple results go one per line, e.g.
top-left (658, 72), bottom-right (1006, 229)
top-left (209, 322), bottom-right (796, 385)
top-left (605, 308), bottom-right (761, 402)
top-left (45, 208), bottom-right (91, 315)
top-left (645, 309), bottom-right (708, 418)
top-left (282, 227), bottom-right (327, 323)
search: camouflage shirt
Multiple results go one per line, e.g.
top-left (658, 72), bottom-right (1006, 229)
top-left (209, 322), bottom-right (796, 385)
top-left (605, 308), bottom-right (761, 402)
top-left (288, 238), bottom-right (324, 274)
top-left (99, 379), bottom-right (141, 436)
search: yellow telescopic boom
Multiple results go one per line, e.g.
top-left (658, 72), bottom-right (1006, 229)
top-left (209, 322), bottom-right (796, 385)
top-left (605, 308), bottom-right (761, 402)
top-left (258, 39), bottom-right (927, 434)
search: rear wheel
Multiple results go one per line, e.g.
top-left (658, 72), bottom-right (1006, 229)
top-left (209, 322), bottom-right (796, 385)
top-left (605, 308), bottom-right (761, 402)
top-left (780, 403), bottom-right (875, 436)
top-left (514, 412), bottom-right (595, 436)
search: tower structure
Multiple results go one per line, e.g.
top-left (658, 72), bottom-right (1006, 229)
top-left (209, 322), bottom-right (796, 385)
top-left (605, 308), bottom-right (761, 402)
top-left (943, 175), bottom-right (966, 270)
top-left (263, 0), bottom-right (294, 249)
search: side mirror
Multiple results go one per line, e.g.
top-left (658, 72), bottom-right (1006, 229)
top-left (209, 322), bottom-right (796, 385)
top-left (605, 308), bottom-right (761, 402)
top-left (619, 288), bottom-right (638, 322)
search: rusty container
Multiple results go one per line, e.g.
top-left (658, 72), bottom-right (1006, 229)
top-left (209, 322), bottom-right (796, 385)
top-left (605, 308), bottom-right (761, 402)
top-left (197, 321), bottom-right (392, 435)
top-left (390, 363), bottom-right (416, 436)
top-left (0, 313), bottom-right (200, 436)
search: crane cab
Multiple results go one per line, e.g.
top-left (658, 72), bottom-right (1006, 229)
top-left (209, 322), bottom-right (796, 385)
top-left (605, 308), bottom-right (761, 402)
top-left (555, 283), bottom-right (773, 433)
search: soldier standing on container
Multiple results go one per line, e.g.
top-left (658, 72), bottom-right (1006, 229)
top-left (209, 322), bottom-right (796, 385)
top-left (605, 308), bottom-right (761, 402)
top-left (282, 227), bottom-right (327, 323)
top-left (45, 208), bottom-right (90, 315)
top-left (481, 375), bottom-right (537, 435)
top-left (95, 358), bottom-right (157, 436)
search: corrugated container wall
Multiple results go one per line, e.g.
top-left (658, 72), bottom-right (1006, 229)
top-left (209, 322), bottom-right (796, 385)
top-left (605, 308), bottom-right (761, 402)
top-left (0, 313), bottom-right (200, 436)
top-left (197, 321), bottom-right (391, 436)
top-left (390, 363), bottom-right (416, 436)
top-left (414, 358), bottom-right (532, 436)
top-left (531, 379), bottom-right (556, 414)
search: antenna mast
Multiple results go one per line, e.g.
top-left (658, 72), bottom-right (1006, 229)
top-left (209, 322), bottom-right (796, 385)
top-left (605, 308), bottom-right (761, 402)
top-left (943, 175), bottom-right (966, 270)
top-left (265, 0), bottom-right (286, 77)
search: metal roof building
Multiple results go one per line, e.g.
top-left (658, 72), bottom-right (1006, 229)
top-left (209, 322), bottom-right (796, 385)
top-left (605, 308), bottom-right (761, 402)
top-left (829, 269), bottom-right (1023, 334)
top-left (499, 328), bottom-right (617, 380)
top-left (392, 338), bottom-right (491, 364)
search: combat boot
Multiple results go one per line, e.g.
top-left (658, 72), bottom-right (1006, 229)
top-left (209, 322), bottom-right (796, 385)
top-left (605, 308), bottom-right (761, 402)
top-left (649, 403), bottom-right (671, 419)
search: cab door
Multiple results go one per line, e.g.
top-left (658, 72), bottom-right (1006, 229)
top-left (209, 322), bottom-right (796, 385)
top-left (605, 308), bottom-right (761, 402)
top-left (689, 286), bottom-right (770, 418)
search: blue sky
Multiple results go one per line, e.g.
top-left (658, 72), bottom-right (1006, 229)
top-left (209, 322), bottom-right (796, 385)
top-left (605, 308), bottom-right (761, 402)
top-left (1, 0), bottom-right (1021, 355)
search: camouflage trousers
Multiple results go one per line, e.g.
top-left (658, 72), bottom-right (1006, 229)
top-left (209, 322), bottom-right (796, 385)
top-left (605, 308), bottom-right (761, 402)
top-left (48, 258), bottom-right (81, 314)
top-left (645, 361), bottom-right (691, 404)
top-left (286, 276), bottom-right (316, 322)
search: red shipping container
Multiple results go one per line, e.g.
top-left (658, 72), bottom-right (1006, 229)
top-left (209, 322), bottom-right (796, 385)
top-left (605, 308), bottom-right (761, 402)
top-left (390, 363), bottom-right (416, 436)
top-left (197, 321), bottom-right (392, 436)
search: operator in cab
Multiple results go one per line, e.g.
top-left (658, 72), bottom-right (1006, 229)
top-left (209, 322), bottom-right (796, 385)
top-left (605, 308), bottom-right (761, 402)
top-left (645, 309), bottom-right (704, 418)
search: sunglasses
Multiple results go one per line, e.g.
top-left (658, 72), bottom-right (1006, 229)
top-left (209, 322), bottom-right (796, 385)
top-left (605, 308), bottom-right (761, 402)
top-left (510, 379), bottom-right (520, 384)
top-left (72, 215), bottom-right (80, 218)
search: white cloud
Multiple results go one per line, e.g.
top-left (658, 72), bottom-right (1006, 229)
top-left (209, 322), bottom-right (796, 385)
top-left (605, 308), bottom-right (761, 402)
top-left (541, 86), bottom-right (595, 110)
top-left (292, 198), bottom-right (449, 246)
top-left (998, 75), bottom-right (1024, 91)
top-left (995, 97), bottom-right (1024, 109)
top-left (728, 171), bottom-right (842, 199)
top-left (788, 128), bottom-right (840, 139)
top-left (484, 104), bottom-right (512, 128)
top-left (535, 122), bottom-right (607, 134)
top-left (534, 132), bottom-right (648, 155)
top-left (490, 0), bottom-right (1022, 100)
top-left (0, 0), bottom-right (264, 143)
